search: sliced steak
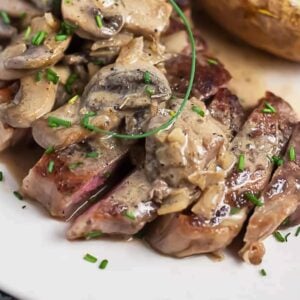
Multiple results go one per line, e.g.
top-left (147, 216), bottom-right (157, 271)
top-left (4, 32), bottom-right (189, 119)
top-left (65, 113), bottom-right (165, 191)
top-left (145, 92), bottom-right (297, 257)
top-left (165, 54), bottom-right (231, 99)
top-left (22, 138), bottom-right (128, 219)
top-left (240, 122), bottom-right (300, 264)
top-left (67, 170), bottom-right (156, 239)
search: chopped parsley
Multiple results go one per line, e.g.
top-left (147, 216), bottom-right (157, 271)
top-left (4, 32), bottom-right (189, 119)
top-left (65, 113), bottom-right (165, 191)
top-left (260, 269), bottom-right (267, 277)
top-left (35, 71), bottom-right (43, 82)
top-left (46, 68), bottom-right (59, 84)
top-left (270, 155), bottom-right (284, 167)
top-left (143, 71), bottom-right (151, 84)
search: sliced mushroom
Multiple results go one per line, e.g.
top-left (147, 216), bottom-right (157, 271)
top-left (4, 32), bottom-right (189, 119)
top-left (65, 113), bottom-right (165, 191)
top-left (3, 73), bottom-right (58, 128)
top-left (4, 13), bottom-right (71, 70)
top-left (0, 0), bottom-right (42, 25)
top-left (30, 0), bottom-right (54, 12)
top-left (62, 0), bottom-right (125, 40)
top-left (32, 99), bottom-right (83, 149)
top-left (0, 20), bottom-right (16, 40)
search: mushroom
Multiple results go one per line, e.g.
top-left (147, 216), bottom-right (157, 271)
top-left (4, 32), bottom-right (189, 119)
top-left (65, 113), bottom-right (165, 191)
top-left (0, 20), bottom-right (17, 40)
top-left (62, 0), bottom-right (172, 40)
top-left (30, 0), bottom-right (54, 12)
top-left (0, 0), bottom-right (42, 26)
top-left (3, 73), bottom-right (58, 128)
top-left (62, 0), bottom-right (125, 40)
top-left (4, 13), bottom-right (71, 70)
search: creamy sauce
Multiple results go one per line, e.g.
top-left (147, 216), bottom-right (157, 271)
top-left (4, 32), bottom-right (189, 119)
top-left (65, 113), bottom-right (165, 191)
top-left (195, 13), bottom-right (300, 116)
top-left (0, 143), bottom-right (43, 184)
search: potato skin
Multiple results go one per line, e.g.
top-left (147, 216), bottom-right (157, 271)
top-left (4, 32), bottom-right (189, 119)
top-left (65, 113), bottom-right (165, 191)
top-left (196, 0), bottom-right (300, 62)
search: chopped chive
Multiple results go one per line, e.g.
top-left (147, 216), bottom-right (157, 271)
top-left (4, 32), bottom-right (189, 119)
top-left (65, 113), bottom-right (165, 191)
top-left (273, 231), bottom-right (285, 243)
top-left (192, 105), bottom-right (205, 117)
top-left (99, 259), bottom-right (108, 269)
top-left (22, 205), bottom-right (26, 209)
top-left (245, 192), bottom-right (263, 207)
top-left (0, 11), bottom-right (10, 25)
top-left (68, 95), bottom-right (79, 105)
top-left (85, 230), bottom-right (103, 239)
top-left (85, 151), bottom-right (99, 158)
top-left (145, 85), bottom-right (155, 97)
top-left (83, 253), bottom-right (97, 263)
top-left (31, 31), bottom-right (47, 46)
top-left (237, 154), bottom-right (245, 172)
top-left (35, 71), bottom-right (43, 82)
top-left (143, 71), bottom-right (151, 84)
top-left (281, 217), bottom-right (290, 226)
top-left (46, 68), bottom-right (59, 84)
top-left (260, 269), bottom-right (267, 277)
top-left (262, 102), bottom-right (276, 114)
top-left (60, 20), bottom-right (78, 36)
top-left (95, 15), bottom-right (103, 28)
top-left (285, 232), bottom-right (291, 242)
top-left (65, 73), bottom-right (78, 94)
top-left (123, 210), bottom-right (136, 220)
top-left (269, 155), bottom-right (284, 167)
top-left (47, 160), bottom-right (55, 173)
top-left (80, 113), bottom-right (101, 132)
top-left (289, 146), bottom-right (296, 162)
top-left (207, 58), bottom-right (218, 65)
top-left (24, 26), bottom-right (31, 41)
top-left (169, 111), bottom-right (176, 117)
top-left (68, 162), bottom-right (83, 170)
top-left (0, 171), bottom-right (3, 182)
top-left (55, 34), bottom-right (68, 41)
top-left (45, 146), bottom-right (55, 155)
top-left (48, 116), bottom-right (72, 128)
top-left (13, 191), bottom-right (23, 200)
top-left (295, 227), bottom-right (300, 237)
top-left (230, 207), bottom-right (240, 215)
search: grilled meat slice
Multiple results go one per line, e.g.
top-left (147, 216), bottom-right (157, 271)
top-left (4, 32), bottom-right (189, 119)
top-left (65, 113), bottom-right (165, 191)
top-left (146, 92), bottom-right (297, 257)
top-left (165, 54), bottom-right (231, 99)
top-left (240, 123), bottom-right (300, 264)
top-left (22, 138), bottom-right (128, 219)
top-left (67, 170), bottom-right (155, 239)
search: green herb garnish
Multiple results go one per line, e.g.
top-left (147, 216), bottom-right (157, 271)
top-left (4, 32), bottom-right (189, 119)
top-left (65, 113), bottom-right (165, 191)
top-left (95, 15), bottom-right (103, 28)
top-left (68, 162), bottom-right (83, 170)
top-left (262, 102), bottom-right (276, 114)
top-left (289, 146), bottom-right (296, 162)
top-left (123, 210), bottom-right (136, 220)
top-left (55, 34), bottom-right (68, 41)
top-left (47, 160), bottom-right (55, 173)
top-left (0, 11), bottom-right (10, 25)
top-left (31, 31), bottom-right (47, 46)
top-left (65, 73), bottom-right (78, 94)
top-left (35, 71), bottom-right (43, 82)
top-left (83, 253), bottom-right (97, 263)
top-left (85, 152), bottom-right (99, 158)
top-left (295, 227), bottom-right (300, 237)
top-left (68, 95), bottom-right (79, 105)
top-left (192, 105), bottom-right (205, 117)
top-left (273, 231), bottom-right (285, 243)
top-left (46, 68), bottom-right (59, 84)
top-left (85, 230), bottom-right (103, 239)
top-left (48, 116), bottom-right (71, 128)
top-left (230, 207), bottom-right (240, 215)
top-left (0, 171), bottom-right (3, 182)
top-left (145, 85), bottom-right (155, 97)
top-left (24, 26), bottom-right (31, 41)
top-left (99, 259), bottom-right (108, 269)
top-left (270, 155), bottom-right (284, 167)
top-left (207, 58), bottom-right (218, 65)
top-left (260, 269), bottom-right (267, 277)
top-left (60, 20), bottom-right (77, 36)
top-left (285, 232), bottom-right (291, 242)
top-left (143, 71), bottom-right (151, 84)
top-left (237, 154), bottom-right (245, 172)
top-left (245, 192), bottom-right (263, 207)
top-left (13, 191), bottom-right (23, 200)
top-left (45, 146), bottom-right (55, 155)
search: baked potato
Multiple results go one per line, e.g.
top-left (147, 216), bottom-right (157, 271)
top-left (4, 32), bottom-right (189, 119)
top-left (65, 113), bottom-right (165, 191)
top-left (196, 0), bottom-right (300, 62)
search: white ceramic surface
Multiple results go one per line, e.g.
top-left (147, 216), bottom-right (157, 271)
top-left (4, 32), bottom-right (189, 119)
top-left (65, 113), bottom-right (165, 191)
top-left (0, 14), bottom-right (300, 300)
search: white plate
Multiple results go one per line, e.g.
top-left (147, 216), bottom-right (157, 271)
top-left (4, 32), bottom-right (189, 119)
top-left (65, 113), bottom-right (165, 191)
top-left (0, 15), bottom-right (300, 300)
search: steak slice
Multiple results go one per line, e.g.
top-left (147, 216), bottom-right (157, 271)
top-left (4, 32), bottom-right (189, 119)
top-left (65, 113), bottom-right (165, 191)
top-left (22, 138), bottom-right (128, 219)
top-left (145, 92), bottom-right (297, 257)
top-left (67, 170), bottom-right (156, 239)
top-left (240, 122), bottom-right (300, 264)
